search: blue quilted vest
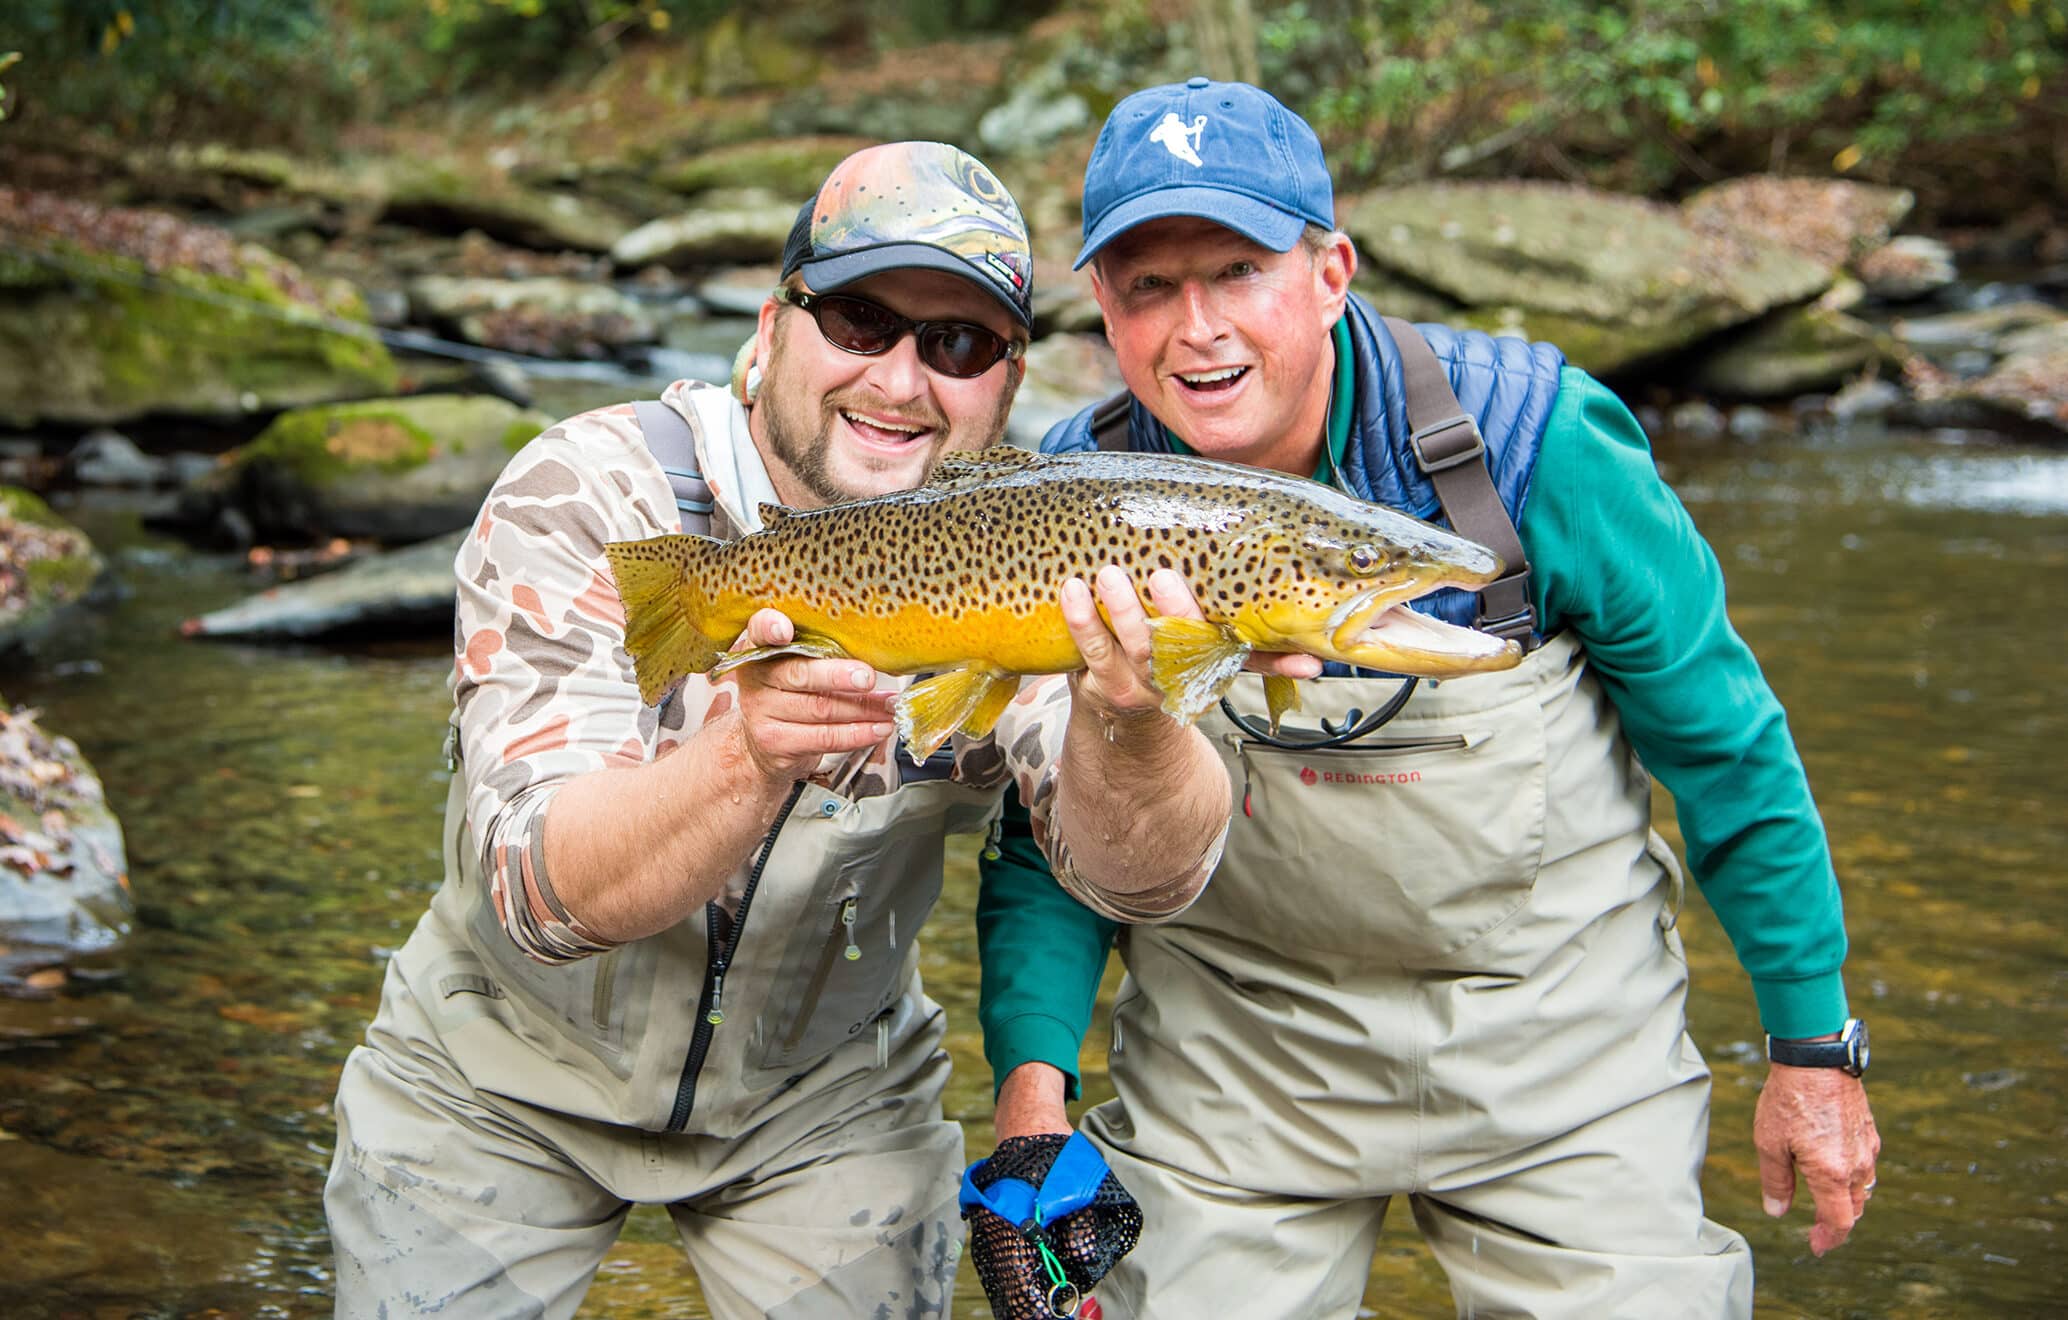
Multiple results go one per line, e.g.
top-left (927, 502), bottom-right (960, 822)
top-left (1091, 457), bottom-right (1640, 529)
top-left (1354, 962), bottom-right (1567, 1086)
top-left (1040, 293), bottom-right (1564, 639)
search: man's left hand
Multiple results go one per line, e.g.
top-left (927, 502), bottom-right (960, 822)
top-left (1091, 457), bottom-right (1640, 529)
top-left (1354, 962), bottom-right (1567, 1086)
top-left (1753, 1063), bottom-right (1881, 1255)
top-left (1062, 564), bottom-right (1320, 719)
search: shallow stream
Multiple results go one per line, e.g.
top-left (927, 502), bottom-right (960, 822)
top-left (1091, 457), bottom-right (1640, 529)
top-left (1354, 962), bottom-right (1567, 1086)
top-left (1, 420), bottom-right (2062, 1318)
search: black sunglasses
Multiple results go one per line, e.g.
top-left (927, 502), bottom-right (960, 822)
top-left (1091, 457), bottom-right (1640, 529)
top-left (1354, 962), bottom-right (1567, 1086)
top-left (778, 288), bottom-right (1023, 379)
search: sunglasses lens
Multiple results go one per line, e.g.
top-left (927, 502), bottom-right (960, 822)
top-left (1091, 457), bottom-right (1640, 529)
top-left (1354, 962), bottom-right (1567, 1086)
top-left (917, 323), bottom-right (1006, 378)
top-left (816, 296), bottom-right (901, 354)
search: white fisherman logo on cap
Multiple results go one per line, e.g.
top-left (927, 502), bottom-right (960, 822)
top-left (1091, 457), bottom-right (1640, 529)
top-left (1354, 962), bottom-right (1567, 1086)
top-left (1149, 111), bottom-right (1207, 167)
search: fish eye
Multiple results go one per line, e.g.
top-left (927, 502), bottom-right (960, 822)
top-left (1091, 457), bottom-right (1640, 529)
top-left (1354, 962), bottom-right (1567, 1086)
top-left (1349, 544), bottom-right (1380, 575)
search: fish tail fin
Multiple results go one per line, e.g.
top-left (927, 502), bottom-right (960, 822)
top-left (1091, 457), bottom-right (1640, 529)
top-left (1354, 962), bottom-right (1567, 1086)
top-left (894, 669), bottom-right (1018, 764)
top-left (1147, 617), bottom-right (1252, 724)
top-left (604, 533), bottom-right (726, 705)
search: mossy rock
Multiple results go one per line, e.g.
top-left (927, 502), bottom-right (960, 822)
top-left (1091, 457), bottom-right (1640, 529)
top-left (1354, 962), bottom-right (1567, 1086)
top-left (0, 489), bottom-right (106, 658)
top-left (379, 158), bottom-right (637, 254)
top-left (1343, 182), bottom-right (1836, 374)
top-left (653, 136), bottom-right (876, 200)
top-left (1686, 283), bottom-right (1895, 398)
top-left (227, 394), bottom-right (553, 543)
top-left (0, 236), bottom-right (399, 429)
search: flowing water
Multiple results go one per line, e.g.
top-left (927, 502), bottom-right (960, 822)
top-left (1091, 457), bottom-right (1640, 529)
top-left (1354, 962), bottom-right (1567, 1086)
top-left (0, 420), bottom-right (2062, 1318)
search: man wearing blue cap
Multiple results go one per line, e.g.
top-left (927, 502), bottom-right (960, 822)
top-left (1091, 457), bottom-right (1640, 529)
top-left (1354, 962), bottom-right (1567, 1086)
top-left (325, 140), bottom-right (1249, 1319)
top-left (970, 81), bottom-right (1880, 1317)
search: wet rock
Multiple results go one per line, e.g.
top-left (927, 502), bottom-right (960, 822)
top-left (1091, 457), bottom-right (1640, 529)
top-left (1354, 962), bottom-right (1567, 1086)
top-left (181, 529), bottom-right (466, 641)
top-left (406, 275), bottom-right (659, 359)
top-left (1030, 258), bottom-right (1104, 337)
top-left (612, 191), bottom-right (800, 269)
top-left (1902, 318), bottom-right (2068, 441)
top-left (1342, 182), bottom-right (1834, 375)
top-left (1686, 281), bottom-right (1892, 399)
top-left (466, 358), bottom-right (534, 408)
top-left (978, 68), bottom-right (1093, 158)
top-left (1682, 176), bottom-right (1914, 269)
top-left (380, 159), bottom-right (636, 254)
top-left (1829, 377), bottom-right (1904, 424)
top-left (1893, 302), bottom-right (2065, 368)
top-left (194, 394), bottom-right (552, 544)
top-left (696, 265), bottom-right (782, 317)
top-left (1727, 405), bottom-right (1777, 440)
top-left (0, 701), bottom-right (131, 978)
top-left (68, 429), bottom-right (165, 489)
top-left (1856, 236), bottom-right (1958, 302)
top-left (0, 189), bottom-right (398, 428)
top-left (1667, 401), bottom-right (1726, 441)
top-left (0, 491), bottom-right (106, 657)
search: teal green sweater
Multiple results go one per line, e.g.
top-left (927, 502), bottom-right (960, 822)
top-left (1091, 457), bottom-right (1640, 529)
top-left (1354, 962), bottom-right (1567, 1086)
top-left (978, 362), bottom-right (1850, 1097)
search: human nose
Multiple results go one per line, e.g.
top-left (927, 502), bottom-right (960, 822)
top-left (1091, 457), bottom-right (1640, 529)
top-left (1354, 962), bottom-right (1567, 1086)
top-left (1174, 280), bottom-right (1225, 350)
top-left (859, 327), bottom-right (931, 402)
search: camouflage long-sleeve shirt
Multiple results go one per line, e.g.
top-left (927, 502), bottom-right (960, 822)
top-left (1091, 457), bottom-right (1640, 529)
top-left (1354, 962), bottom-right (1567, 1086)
top-left (451, 379), bottom-right (1208, 965)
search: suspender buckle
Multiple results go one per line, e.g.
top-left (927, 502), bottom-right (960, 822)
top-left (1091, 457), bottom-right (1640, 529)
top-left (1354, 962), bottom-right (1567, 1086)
top-left (1475, 599), bottom-right (1541, 649)
top-left (1409, 414), bottom-right (1486, 473)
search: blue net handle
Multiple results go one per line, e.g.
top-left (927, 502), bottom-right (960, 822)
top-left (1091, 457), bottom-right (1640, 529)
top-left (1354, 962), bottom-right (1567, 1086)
top-left (958, 1132), bottom-right (1111, 1229)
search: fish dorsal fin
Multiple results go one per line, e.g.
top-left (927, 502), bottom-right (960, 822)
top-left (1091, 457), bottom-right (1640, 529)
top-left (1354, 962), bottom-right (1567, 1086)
top-left (922, 446), bottom-right (1046, 492)
top-left (756, 502), bottom-right (794, 525)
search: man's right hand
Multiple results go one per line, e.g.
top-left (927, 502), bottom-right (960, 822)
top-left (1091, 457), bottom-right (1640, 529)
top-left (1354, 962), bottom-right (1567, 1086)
top-left (725, 608), bottom-right (896, 783)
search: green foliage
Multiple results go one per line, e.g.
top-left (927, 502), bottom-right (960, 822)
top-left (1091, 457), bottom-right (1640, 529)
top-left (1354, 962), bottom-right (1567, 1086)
top-left (1254, 0), bottom-right (2068, 192)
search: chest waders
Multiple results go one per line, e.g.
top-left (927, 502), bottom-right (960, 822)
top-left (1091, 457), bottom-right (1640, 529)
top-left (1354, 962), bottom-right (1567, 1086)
top-left (409, 398), bottom-right (998, 1136)
top-left (1078, 326), bottom-right (1753, 1319)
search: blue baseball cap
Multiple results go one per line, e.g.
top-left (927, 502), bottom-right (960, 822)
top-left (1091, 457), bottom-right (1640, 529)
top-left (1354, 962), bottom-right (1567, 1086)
top-left (1074, 78), bottom-right (1335, 270)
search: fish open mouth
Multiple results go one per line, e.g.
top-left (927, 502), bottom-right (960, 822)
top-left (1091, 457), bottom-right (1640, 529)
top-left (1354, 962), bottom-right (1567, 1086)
top-left (1323, 587), bottom-right (1519, 671)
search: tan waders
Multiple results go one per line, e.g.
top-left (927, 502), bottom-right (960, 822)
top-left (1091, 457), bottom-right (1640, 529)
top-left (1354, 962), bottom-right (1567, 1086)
top-left (1082, 636), bottom-right (1754, 1319)
top-left (327, 770), bottom-right (998, 1318)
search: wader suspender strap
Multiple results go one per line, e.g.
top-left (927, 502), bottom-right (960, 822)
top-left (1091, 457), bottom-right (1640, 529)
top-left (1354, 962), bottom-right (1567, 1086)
top-left (1381, 317), bottom-right (1539, 647)
top-left (633, 400), bottom-right (715, 536)
top-left (1089, 390), bottom-right (1133, 453)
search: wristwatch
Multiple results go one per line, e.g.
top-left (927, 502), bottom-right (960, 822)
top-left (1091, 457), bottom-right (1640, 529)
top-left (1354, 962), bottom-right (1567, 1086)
top-left (1766, 1017), bottom-right (1870, 1076)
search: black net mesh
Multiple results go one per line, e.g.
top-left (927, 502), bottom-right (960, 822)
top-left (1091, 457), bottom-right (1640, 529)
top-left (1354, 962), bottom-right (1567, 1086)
top-left (964, 1134), bottom-right (1143, 1319)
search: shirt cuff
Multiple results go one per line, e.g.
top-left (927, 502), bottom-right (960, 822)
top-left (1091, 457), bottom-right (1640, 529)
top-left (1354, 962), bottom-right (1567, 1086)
top-left (984, 1011), bottom-right (1087, 1101)
top-left (1752, 970), bottom-right (1850, 1040)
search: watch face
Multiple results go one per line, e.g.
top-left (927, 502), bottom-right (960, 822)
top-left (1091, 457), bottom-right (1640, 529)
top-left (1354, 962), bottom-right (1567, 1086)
top-left (1849, 1020), bottom-right (1870, 1075)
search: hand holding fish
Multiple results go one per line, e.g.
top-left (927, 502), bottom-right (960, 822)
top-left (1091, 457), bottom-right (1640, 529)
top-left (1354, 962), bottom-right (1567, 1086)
top-left (1060, 566), bottom-right (1324, 724)
top-left (722, 607), bottom-right (898, 784)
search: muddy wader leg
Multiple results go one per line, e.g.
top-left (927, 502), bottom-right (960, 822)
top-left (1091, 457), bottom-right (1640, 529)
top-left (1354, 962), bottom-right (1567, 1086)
top-left (666, 1044), bottom-right (967, 1320)
top-left (1080, 1139), bottom-right (1388, 1320)
top-left (326, 1042), bottom-right (631, 1320)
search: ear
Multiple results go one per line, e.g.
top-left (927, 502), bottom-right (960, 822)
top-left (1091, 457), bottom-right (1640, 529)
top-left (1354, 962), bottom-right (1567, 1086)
top-left (755, 290), bottom-right (785, 366)
top-left (1315, 231), bottom-right (1356, 324)
top-left (1086, 261), bottom-right (1119, 350)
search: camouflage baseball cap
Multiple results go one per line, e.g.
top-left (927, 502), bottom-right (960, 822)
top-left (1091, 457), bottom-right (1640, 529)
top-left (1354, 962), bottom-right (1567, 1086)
top-left (780, 141), bottom-right (1034, 329)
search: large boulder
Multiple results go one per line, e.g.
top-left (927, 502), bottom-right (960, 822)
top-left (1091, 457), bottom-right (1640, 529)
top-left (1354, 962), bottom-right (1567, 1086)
top-left (200, 394), bottom-right (553, 544)
top-left (0, 189), bottom-right (398, 428)
top-left (611, 191), bottom-right (801, 270)
top-left (1341, 182), bottom-right (1835, 374)
top-left (654, 136), bottom-right (876, 200)
top-left (406, 275), bottom-right (660, 359)
top-left (0, 701), bottom-right (130, 985)
top-left (378, 159), bottom-right (637, 254)
top-left (0, 491), bottom-right (106, 657)
top-left (1682, 176), bottom-right (1915, 269)
top-left (181, 529), bottom-right (466, 641)
top-left (1686, 280), bottom-right (1895, 399)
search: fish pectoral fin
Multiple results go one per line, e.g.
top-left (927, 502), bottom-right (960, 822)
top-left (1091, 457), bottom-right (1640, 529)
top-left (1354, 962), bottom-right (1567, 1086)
top-left (1263, 675), bottom-right (1304, 735)
top-left (894, 668), bottom-right (1014, 764)
top-left (1146, 617), bottom-right (1253, 724)
top-left (605, 535), bottom-right (726, 706)
top-left (706, 628), bottom-right (850, 679)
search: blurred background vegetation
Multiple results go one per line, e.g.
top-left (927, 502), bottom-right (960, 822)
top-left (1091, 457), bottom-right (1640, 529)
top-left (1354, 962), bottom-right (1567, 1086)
top-left (3, 0), bottom-right (2064, 222)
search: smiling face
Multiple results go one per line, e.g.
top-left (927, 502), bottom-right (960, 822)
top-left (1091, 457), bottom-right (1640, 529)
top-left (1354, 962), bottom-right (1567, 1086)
top-left (750, 267), bottom-right (1023, 508)
top-left (1091, 216), bottom-right (1355, 478)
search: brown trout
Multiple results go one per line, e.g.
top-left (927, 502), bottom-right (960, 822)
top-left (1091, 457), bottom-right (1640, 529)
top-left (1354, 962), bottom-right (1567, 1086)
top-left (605, 446), bottom-right (1521, 760)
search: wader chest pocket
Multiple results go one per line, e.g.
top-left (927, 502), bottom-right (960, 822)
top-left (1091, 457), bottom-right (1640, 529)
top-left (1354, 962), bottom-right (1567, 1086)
top-left (1202, 721), bottom-right (1548, 965)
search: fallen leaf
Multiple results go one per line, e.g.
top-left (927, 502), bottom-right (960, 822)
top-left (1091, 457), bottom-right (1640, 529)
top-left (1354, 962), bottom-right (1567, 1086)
top-left (24, 968), bottom-right (66, 991)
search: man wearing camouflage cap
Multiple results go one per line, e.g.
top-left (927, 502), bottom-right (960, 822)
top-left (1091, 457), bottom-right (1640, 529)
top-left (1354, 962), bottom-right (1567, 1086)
top-left (323, 140), bottom-right (1247, 1318)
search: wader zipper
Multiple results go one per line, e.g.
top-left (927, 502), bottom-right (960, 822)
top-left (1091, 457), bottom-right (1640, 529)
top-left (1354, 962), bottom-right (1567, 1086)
top-left (782, 894), bottom-right (861, 1053)
top-left (666, 780), bottom-right (807, 1132)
